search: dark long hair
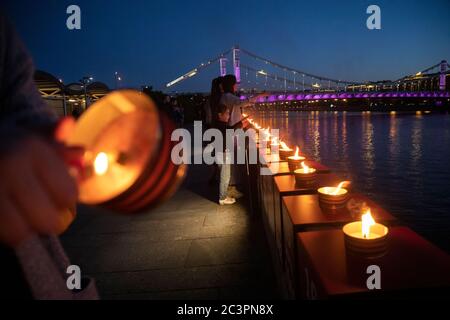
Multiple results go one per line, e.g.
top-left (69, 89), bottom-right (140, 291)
top-left (210, 76), bottom-right (223, 120)
top-left (221, 74), bottom-right (237, 94)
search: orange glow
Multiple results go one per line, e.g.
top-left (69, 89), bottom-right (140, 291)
top-left (263, 127), bottom-right (271, 141)
top-left (287, 147), bottom-right (306, 162)
top-left (280, 141), bottom-right (292, 151)
top-left (93, 152), bottom-right (109, 176)
top-left (361, 209), bottom-right (376, 239)
top-left (300, 161), bottom-right (310, 173)
top-left (291, 146), bottom-right (302, 159)
top-left (332, 181), bottom-right (350, 195)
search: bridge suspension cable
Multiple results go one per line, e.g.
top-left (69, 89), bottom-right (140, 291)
top-left (165, 49), bottom-right (231, 88)
top-left (240, 64), bottom-right (315, 90)
top-left (164, 45), bottom-right (448, 91)
top-left (239, 47), bottom-right (361, 85)
top-left (419, 62), bottom-right (442, 74)
top-left (393, 61), bottom-right (446, 83)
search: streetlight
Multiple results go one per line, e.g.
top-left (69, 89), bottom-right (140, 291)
top-left (80, 76), bottom-right (93, 109)
top-left (115, 72), bottom-right (122, 89)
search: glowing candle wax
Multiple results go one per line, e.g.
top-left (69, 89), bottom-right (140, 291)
top-left (93, 152), bottom-right (109, 176)
top-left (317, 181), bottom-right (350, 210)
top-left (343, 209), bottom-right (389, 257)
top-left (294, 161), bottom-right (317, 185)
top-left (279, 141), bottom-right (294, 160)
top-left (287, 147), bottom-right (306, 171)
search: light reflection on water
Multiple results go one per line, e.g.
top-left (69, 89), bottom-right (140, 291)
top-left (257, 111), bottom-right (450, 252)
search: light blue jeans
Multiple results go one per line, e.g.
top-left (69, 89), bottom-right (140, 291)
top-left (217, 151), bottom-right (231, 200)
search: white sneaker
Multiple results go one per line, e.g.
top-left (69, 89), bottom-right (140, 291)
top-left (219, 197), bottom-right (236, 205)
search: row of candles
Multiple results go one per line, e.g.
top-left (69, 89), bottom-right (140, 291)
top-left (246, 116), bottom-right (389, 257)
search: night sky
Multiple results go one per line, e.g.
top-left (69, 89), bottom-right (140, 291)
top-left (2, 0), bottom-right (450, 92)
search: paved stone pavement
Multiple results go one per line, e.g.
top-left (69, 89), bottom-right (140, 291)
top-left (61, 158), bottom-right (278, 299)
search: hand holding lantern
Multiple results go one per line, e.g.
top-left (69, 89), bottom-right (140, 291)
top-left (64, 90), bottom-right (187, 214)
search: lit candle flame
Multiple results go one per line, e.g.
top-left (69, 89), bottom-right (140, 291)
top-left (263, 128), bottom-right (271, 141)
top-left (280, 141), bottom-right (291, 150)
top-left (300, 161), bottom-right (310, 173)
top-left (332, 180), bottom-right (350, 195)
top-left (293, 147), bottom-right (301, 159)
top-left (361, 209), bottom-right (376, 239)
top-left (94, 152), bottom-right (109, 176)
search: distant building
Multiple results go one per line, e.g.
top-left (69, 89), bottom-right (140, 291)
top-left (34, 70), bottom-right (110, 117)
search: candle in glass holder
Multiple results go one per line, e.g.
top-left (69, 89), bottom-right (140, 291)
top-left (287, 147), bottom-right (306, 171)
top-left (294, 161), bottom-right (316, 185)
top-left (279, 141), bottom-right (294, 160)
top-left (317, 181), bottom-right (350, 210)
top-left (343, 209), bottom-right (389, 257)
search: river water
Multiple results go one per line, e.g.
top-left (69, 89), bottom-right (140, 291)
top-left (256, 110), bottom-right (450, 253)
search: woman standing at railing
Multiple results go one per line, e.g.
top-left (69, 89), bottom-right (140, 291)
top-left (219, 75), bottom-right (267, 195)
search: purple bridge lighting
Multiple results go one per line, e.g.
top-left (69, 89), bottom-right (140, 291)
top-left (240, 91), bottom-right (450, 103)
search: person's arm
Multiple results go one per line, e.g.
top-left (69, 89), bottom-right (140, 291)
top-left (0, 14), bottom-right (57, 133)
top-left (224, 95), bottom-right (250, 127)
top-left (230, 92), bottom-right (269, 111)
top-left (247, 92), bottom-right (269, 104)
top-left (225, 94), bottom-right (253, 110)
top-left (0, 14), bottom-right (77, 248)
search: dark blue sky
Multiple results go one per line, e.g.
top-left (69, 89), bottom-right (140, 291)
top-left (2, 0), bottom-right (450, 92)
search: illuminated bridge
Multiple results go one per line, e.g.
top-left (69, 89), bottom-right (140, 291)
top-left (241, 91), bottom-right (450, 102)
top-left (165, 46), bottom-right (449, 107)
